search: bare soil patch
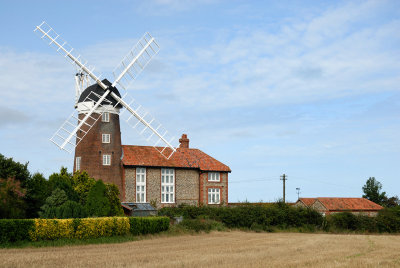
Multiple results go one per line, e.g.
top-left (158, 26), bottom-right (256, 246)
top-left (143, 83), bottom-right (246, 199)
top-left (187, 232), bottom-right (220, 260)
top-left (1, 231), bottom-right (400, 267)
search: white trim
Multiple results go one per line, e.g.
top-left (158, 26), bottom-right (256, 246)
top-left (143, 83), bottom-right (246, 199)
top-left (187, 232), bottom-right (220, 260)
top-left (161, 168), bottom-right (175, 203)
top-left (102, 133), bottom-right (111, 143)
top-left (77, 103), bottom-right (120, 115)
top-left (75, 156), bottom-right (81, 171)
top-left (208, 188), bottom-right (220, 204)
top-left (136, 167), bottom-right (146, 203)
top-left (208, 172), bottom-right (220, 182)
top-left (102, 154), bottom-right (111, 166)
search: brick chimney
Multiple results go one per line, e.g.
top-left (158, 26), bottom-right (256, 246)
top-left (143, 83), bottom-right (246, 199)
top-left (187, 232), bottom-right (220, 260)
top-left (179, 134), bottom-right (189, 148)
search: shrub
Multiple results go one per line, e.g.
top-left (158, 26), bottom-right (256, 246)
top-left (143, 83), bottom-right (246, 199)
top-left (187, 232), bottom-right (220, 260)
top-left (129, 217), bottom-right (169, 235)
top-left (180, 218), bottom-right (225, 233)
top-left (74, 217), bottom-right (129, 239)
top-left (0, 219), bottom-right (34, 243)
top-left (85, 180), bottom-right (110, 217)
top-left (29, 218), bottom-right (75, 241)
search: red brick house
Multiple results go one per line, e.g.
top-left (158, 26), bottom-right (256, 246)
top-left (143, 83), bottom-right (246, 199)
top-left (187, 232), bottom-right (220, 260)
top-left (122, 135), bottom-right (231, 208)
top-left (295, 197), bottom-right (383, 216)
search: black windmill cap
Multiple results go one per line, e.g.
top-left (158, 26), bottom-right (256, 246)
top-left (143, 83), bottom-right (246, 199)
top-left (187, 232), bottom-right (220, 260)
top-left (78, 79), bottom-right (123, 108)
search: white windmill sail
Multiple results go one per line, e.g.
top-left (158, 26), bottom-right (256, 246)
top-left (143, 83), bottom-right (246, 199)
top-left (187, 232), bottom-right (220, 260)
top-left (34, 21), bottom-right (177, 159)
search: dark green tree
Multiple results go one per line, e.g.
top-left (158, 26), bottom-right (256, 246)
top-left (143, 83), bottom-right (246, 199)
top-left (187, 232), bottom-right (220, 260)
top-left (39, 188), bottom-right (68, 218)
top-left (48, 167), bottom-right (79, 202)
top-left (25, 172), bottom-right (51, 218)
top-left (86, 180), bottom-right (110, 217)
top-left (57, 200), bottom-right (87, 219)
top-left (362, 177), bottom-right (387, 205)
top-left (0, 177), bottom-right (26, 218)
top-left (105, 183), bottom-right (124, 216)
top-left (0, 154), bottom-right (30, 186)
top-left (382, 196), bottom-right (400, 208)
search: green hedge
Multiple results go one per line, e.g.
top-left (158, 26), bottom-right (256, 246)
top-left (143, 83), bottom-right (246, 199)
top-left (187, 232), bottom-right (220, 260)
top-left (0, 219), bottom-right (34, 243)
top-left (326, 207), bottom-right (400, 233)
top-left (158, 203), bottom-right (323, 229)
top-left (129, 216), bottom-right (169, 235)
top-left (0, 216), bottom-right (170, 243)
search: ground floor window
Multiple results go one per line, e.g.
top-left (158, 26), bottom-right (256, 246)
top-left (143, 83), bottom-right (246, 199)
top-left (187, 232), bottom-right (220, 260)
top-left (75, 157), bottom-right (81, 171)
top-left (102, 154), bottom-right (111, 166)
top-left (208, 188), bottom-right (220, 204)
top-left (136, 167), bottom-right (146, 203)
top-left (161, 168), bottom-right (174, 203)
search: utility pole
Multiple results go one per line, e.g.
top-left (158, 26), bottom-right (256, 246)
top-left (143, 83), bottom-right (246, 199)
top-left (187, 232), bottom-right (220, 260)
top-left (296, 187), bottom-right (300, 200)
top-left (280, 174), bottom-right (287, 203)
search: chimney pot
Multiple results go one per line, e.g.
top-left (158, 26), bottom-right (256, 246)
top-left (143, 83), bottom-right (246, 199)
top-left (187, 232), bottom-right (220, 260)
top-left (179, 134), bottom-right (189, 148)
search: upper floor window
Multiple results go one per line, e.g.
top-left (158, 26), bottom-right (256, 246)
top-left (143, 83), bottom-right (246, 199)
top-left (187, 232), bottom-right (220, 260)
top-left (102, 134), bottom-right (111, 143)
top-left (102, 112), bottom-right (110, 122)
top-left (75, 157), bottom-right (81, 171)
top-left (208, 172), bottom-right (220, 182)
top-left (102, 154), bottom-right (111, 166)
top-left (161, 168), bottom-right (175, 203)
top-left (208, 188), bottom-right (220, 204)
top-left (136, 168), bottom-right (146, 203)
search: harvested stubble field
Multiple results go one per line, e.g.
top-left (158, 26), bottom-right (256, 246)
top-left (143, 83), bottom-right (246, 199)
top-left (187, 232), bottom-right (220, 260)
top-left (1, 231), bottom-right (400, 267)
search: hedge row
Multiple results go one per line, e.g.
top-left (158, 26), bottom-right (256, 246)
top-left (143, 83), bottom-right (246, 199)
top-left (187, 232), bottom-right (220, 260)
top-left (0, 216), bottom-right (169, 243)
top-left (158, 203), bottom-right (323, 229)
top-left (325, 207), bottom-right (400, 233)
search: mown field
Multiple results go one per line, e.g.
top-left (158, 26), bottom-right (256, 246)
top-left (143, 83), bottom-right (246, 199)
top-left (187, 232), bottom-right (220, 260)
top-left (1, 231), bottom-right (400, 267)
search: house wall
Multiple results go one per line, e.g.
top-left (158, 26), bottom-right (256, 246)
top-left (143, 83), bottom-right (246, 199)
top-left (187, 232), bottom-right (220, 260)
top-left (199, 172), bottom-right (228, 205)
top-left (293, 201), bottom-right (308, 208)
top-left (124, 167), bottom-right (200, 208)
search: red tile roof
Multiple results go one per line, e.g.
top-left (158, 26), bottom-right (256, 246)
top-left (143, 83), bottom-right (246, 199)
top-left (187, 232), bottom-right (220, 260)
top-left (298, 198), bottom-right (316, 207)
top-left (315, 198), bottom-right (383, 211)
top-left (122, 145), bottom-right (231, 172)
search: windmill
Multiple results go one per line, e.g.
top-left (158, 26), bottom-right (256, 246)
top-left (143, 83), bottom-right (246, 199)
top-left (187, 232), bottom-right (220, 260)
top-left (34, 21), bottom-right (177, 161)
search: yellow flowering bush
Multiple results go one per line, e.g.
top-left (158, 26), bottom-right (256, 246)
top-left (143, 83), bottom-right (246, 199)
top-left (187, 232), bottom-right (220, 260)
top-left (29, 219), bottom-right (74, 241)
top-left (75, 217), bottom-right (129, 239)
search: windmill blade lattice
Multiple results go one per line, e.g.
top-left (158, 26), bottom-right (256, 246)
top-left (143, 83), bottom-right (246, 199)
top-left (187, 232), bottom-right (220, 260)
top-left (50, 91), bottom-right (114, 153)
top-left (34, 21), bottom-right (177, 159)
top-left (118, 92), bottom-right (177, 159)
top-left (112, 33), bottom-right (160, 90)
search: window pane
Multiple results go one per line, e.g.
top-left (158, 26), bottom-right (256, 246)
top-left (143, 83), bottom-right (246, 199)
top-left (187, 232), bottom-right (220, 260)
top-left (166, 194), bottom-right (169, 202)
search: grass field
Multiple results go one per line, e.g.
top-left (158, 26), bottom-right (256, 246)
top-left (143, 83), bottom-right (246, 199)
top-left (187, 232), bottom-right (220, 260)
top-left (1, 231), bottom-right (400, 267)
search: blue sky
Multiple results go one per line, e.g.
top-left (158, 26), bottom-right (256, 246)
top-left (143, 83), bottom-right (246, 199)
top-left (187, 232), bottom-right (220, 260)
top-left (0, 0), bottom-right (399, 202)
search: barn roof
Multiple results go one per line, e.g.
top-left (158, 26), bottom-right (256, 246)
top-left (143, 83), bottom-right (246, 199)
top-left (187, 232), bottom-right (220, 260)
top-left (122, 145), bottom-right (231, 172)
top-left (315, 198), bottom-right (383, 211)
top-left (297, 198), bottom-right (316, 207)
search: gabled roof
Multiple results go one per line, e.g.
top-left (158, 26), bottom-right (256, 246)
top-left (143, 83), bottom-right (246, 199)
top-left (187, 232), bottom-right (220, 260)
top-left (314, 198), bottom-right (383, 211)
top-left (122, 145), bottom-right (231, 172)
top-left (297, 198), bottom-right (316, 207)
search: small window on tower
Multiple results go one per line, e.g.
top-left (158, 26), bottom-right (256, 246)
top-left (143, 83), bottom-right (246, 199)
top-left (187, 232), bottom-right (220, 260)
top-left (102, 154), bottom-right (111, 166)
top-left (102, 112), bottom-right (110, 122)
top-left (75, 157), bottom-right (81, 171)
top-left (102, 134), bottom-right (111, 143)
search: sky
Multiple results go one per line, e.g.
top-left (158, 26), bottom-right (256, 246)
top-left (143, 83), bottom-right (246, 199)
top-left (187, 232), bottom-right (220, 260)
top-left (0, 0), bottom-right (399, 203)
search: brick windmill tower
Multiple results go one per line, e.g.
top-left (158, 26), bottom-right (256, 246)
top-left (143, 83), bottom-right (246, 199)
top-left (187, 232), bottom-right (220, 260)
top-left (34, 21), bottom-right (178, 190)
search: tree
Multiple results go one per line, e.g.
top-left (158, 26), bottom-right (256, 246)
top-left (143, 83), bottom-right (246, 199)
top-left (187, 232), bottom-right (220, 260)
top-left (362, 177), bottom-right (387, 205)
top-left (86, 180), bottom-right (110, 217)
top-left (72, 171), bottom-right (96, 205)
top-left (39, 188), bottom-right (68, 218)
top-left (48, 167), bottom-right (79, 202)
top-left (105, 183), bottom-right (124, 216)
top-left (0, 153), bottom-right (30, 186)
top-left (25, 172), bottom-right (51, 218)
top-left (0, 177), bottom-right (26, 218)
top-left (382, 196), bottom-right (400, 208)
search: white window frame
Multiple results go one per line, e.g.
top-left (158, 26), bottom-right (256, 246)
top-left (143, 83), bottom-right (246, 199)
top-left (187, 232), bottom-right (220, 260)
top-left (102, 133), bottom-right (111, 143)
top-left (208, 188), bottom-right (220, 204)
top-left (136, 167), bottom-right (146, 203)
top-left (161, 168), bottom-right (175, 203)
top-left (75, 157), bottom-right (81, 171)
top-left (102, 154), bottom-right (111, 166)
top-left (208, 172), bottom-right (220, 182)
top-left (102, 112), bottom-right (110, 122)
